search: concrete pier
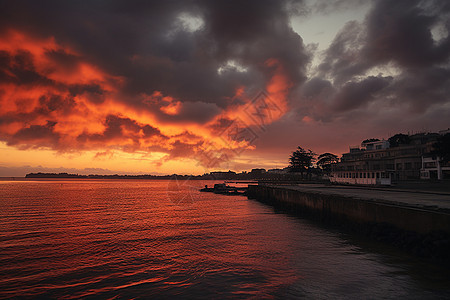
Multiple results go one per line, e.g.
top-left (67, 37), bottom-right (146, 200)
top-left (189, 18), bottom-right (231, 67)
top-left (247, 184), bottom-right (450, 260)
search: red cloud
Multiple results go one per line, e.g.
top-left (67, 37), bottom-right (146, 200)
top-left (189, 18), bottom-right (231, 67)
top-left (0, 31), bottom-right (294, 169)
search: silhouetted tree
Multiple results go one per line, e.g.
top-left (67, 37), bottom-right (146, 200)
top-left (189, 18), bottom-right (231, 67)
top-left (317, 153), bottom-right (339, 173)
top-left (289, 147), bottom-right (316, 178)
top-left (432, 133), bottom-right (450, 162)
top-left (388, 133), bottom-right (410, 147)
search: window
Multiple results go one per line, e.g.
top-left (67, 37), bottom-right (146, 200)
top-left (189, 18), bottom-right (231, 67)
top-left (405, 162), bottom-right (412, 170)
top-left (424, 162), bottom-right (436, 168)
top-left (396, 163), bottom-right (402, 170)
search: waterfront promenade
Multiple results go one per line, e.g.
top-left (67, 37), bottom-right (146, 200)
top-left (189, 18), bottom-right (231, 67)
top-left (268, 183), bottom-right (450, 212)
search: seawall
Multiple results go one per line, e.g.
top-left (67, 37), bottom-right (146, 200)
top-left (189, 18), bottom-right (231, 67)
top-left (247, 184), bottom-right (450, 261)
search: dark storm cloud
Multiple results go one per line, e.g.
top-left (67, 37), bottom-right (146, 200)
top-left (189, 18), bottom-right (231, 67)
top-left (8, 121), bottom-right (60, 148)
top-left (319, 0), bottom-right (450, 77)
top-left (0, 0), bottom-right (313, 164)
top-left (331, 76), bottom-right (392, 111)
top-left (389, 66), bottom-right (450, 112)
top-left (317, 20), bottom-right (368, 84)
top-left (309, 0), bottom-right (450, 120)
top-left (310, 0), bottom-right (369, 14)
top-left (0, 0), bottom-right (309, 116)
top-left (207, 117), bottom-right (234, 135)
top-left (44, 49), bottom-right (80, 70)
top-left (200, 0), bottom-right (308, 84)
top-left (175, 101), bottom-right (221, 123)
top-left (0, 93), bottom-right (75, 128)
top-left (363, 0), bottom-right (450, 67)
top-left (301, 77), bottom-right (333, 100)
top-left (36, 94), bottom-right (76, 115)
top-left (165, 140), bottom-right (198, 160)
top-left (0, 50), bottom-right (52, 85)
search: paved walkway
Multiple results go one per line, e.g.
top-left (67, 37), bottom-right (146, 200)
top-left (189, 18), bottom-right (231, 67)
top-left (267, 184), bottom-right (450, 212)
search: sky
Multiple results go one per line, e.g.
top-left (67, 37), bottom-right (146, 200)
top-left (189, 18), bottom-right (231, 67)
top-left (1, 0), bottom-right (450, 176)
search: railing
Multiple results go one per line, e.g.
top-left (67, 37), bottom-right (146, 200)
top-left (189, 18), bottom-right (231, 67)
top-left (329, 177), bottom-right (391, 185)
top-left (329, 172), bottom-right (392, 185)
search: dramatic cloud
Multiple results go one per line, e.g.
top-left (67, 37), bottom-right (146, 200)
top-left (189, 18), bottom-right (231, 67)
top-left (252, 0), bottom-right (450, 163)
top-left (302, 0), bottom-right (450, 124)
top-left (0, 0), bottom-right (309, 169)
top-left (1, 0), bottom-right (449, 173)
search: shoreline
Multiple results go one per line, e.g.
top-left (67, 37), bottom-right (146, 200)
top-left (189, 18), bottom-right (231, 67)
top-left (247, 183), bottom-right (450, 263)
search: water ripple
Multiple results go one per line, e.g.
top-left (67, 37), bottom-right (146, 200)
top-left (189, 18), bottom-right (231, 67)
top-left (1, 180), bottom-right (449, 298)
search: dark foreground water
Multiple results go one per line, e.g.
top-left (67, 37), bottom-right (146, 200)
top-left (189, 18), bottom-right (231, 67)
top-left (1, 179), bottom-right (450, 299)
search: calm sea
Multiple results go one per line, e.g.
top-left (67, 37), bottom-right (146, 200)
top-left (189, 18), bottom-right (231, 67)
top-left (1, 179), bottom-right (449, 299)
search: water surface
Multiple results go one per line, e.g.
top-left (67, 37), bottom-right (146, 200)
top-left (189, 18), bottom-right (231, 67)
top-left (1, 179), bottom-right (449, 298)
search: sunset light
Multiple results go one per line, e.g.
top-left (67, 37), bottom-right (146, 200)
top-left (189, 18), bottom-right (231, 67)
top-left (1, 1), bottom-right (450, 299)
top-left (1, 1), bottom-right (449, 176)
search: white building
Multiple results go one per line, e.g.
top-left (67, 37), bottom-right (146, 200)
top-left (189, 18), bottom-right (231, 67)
top-left (361, 139), bottom-right (390, 151)
top-left (420, 156), bottom-right (450, 180)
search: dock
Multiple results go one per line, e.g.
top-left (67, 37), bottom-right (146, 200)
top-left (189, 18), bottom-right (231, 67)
top-left (200, 183), bottom-right (248, 195)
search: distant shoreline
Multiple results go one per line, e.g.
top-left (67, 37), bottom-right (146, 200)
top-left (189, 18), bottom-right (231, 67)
top-left (24, 173), bottom-right (198, 179)
top-left (1, 176), bottom-right (236, 181)
top-left (20, 171), bottom-right (305, 181)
